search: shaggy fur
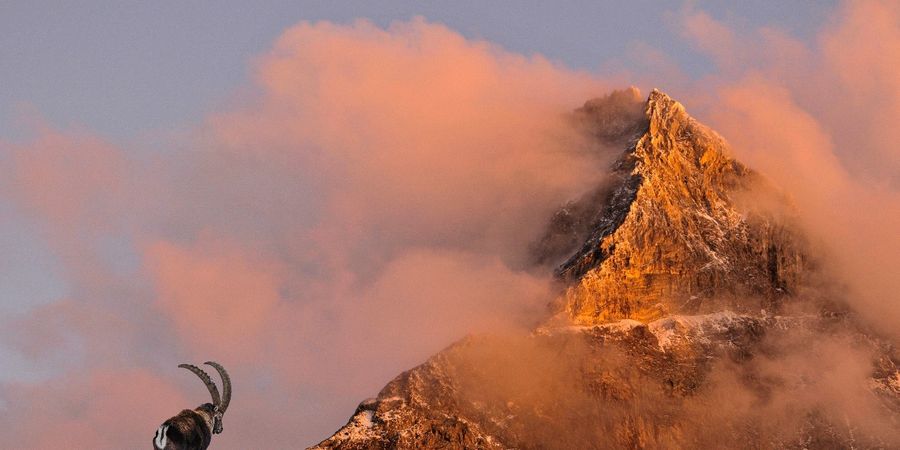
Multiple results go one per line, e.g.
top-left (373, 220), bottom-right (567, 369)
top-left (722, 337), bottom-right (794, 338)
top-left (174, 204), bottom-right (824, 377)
top-left (153, 362), bottom-right (230, 450)
top-left (153, 404), bottom-right (215, 450)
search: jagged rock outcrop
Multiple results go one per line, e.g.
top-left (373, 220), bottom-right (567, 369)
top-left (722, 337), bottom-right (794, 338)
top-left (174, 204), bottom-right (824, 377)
top-left (311, 90), bottom-right (900, 450)
top-left (551, 89), bottom-right (806, 324)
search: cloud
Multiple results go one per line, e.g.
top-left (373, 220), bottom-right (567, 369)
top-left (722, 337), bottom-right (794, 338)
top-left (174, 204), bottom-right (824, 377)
top-left (0, 126), bottom-right (130, 292)
top-left (0, 17), bottom-right (613, 446)
top-left (0, 369), bottom-right (186, 449)
top-left (206, 18), bottom-right (610, 264)
top-left (147, 238), bottom-right (284, 361)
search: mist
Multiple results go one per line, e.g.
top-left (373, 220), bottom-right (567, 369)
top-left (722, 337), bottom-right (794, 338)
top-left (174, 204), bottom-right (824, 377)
top-left (423, 323), bottom-right (900, 448)
top-left (0, 18), bottom-right (615, 447)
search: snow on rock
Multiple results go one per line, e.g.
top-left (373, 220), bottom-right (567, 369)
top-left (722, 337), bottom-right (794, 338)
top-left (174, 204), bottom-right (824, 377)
top-left (323, 400), bottom-right (380, 444)
top-left (647, 311), bottom-right (743, 350)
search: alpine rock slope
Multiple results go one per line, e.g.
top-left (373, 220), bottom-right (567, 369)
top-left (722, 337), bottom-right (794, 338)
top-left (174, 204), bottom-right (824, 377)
top-left (311, 89), bottom-right (900, 449)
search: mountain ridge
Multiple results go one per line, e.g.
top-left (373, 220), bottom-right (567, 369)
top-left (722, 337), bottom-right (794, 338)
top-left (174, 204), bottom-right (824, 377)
top-left (310, 89), bottom-right (900, 449)
top-left (540, 88), bottom-right (806, 325)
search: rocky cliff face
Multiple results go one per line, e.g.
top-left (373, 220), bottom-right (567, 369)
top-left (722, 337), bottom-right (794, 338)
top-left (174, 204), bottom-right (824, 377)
top-left (548, 89), bottom-right (806, 324)
top-left (311, 90), bottom-right (900, 449)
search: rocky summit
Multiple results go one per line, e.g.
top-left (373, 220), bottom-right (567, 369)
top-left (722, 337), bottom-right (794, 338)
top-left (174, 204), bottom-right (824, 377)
top-left (311, 90), bottom-right (900, 449)
top-left (552, 89), bottom-right (806, 324)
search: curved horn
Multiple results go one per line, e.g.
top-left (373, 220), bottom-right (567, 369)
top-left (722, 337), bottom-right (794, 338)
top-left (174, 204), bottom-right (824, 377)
top-left (204, 361), bottom-right (231, 413)
top-left (178, 363), bottom-right (221, 407)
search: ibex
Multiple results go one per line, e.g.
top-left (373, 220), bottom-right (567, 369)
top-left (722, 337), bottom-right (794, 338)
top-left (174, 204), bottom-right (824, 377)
top-left (153, 361), bottom-right (231, 450)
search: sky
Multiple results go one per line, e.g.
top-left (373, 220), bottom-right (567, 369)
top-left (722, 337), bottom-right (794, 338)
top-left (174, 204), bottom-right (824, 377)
top-left (2, 1), bottom-right (898, 448)
top-left (0, 1), bottom-right (832, 140)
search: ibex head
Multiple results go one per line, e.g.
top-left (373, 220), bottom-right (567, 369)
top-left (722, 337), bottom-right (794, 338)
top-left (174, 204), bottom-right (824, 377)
top-left (153, 361), bottom-right (231, 450)
top-left (179, 361), bottom-right (231, 434)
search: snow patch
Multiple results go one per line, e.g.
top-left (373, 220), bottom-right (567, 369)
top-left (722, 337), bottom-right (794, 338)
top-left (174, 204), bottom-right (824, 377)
top-left (647, 311), bottom-right (743, 350)
top-left (331, 409), bottom-right (378, 442)
top-left (358, 410), bottom-right (374, 428)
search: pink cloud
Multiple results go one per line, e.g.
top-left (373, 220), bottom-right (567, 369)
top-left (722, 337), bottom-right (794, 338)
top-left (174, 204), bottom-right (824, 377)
top-left (0, 369), bottom-right (185, 449)
top-left (3, 128), bottom-right (124, 229)
top-left (0, 18), bottom-right (617, 446)
top-left (147, 237), bottom-right (284, 361)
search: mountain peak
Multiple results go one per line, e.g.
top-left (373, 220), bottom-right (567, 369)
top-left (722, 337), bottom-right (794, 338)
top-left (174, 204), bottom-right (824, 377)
top-left (647, 87), bottom-right (674, 102)
top-left (313, 90), bottom-right (899, 450)
top-left (645, 89), bottom-right (689, 141)
top-left (647, 88), bottom-right (678, 108)
top-left (548, 90), bottom-right (805, 324)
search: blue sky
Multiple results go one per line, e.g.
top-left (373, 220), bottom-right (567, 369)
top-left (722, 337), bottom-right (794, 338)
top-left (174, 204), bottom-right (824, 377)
top-left (1, 1), bottom-right (832, 142)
